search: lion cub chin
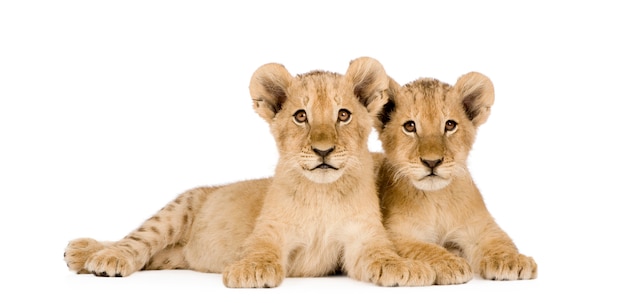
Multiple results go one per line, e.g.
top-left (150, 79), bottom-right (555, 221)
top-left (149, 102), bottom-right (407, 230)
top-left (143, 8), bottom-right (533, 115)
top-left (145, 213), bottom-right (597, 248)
top-left (64, 57), bottom-right (436, 288)
top-left (375, 73), bottom-right (537, 285)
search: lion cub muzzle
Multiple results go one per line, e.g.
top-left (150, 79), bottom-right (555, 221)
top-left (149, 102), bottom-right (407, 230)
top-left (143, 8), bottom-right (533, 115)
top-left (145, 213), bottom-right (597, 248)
top-left (312, 146), bottom-right (336, 170)
top-left (303, 130), bottom-right (343, 182)
top-left (411, 150), bottom-right (452, 191)
top-left (421, 158), bottom-right (443, 172)
top-left (309, 124), bottom-right (338, 169)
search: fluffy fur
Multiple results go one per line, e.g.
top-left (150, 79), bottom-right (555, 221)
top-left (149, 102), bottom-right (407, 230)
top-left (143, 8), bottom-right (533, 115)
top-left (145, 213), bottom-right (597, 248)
top-left (64, 57), bottom-right (436, 288)
top-left (375, 73), bottom-right (537, 284)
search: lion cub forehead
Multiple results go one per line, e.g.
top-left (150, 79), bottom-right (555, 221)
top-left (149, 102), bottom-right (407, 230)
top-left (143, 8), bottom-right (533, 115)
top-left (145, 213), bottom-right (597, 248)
top-left (291, 70), bottom-right (351, 111)
top-left (294, 70), bottom-right (344, 100)
top-left (404, 78), bottom-right (451, 99)
top-left (401, 78), bottom-right (452, 110)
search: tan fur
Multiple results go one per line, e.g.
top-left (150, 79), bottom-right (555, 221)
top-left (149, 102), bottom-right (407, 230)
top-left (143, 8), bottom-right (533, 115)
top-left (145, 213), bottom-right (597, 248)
top-left (375, 73), bottom-right (537, 284)
top-left (64, 57), bottom-right (436, 287)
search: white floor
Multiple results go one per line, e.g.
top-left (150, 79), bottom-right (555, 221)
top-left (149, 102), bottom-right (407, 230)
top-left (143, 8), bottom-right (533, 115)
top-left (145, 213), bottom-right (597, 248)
top-left (2, 1), bottom-right (624, 302)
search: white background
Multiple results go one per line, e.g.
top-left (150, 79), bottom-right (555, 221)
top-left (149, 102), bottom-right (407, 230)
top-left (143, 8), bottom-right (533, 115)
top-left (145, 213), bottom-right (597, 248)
top-left (1, 1), bottom-right (624, 302)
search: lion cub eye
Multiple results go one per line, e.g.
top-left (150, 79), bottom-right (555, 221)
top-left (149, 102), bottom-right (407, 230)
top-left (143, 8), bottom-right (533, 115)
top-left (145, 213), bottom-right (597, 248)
top-left (445, 120), bottom-right (457, 132)
top-left (338, 109), bottom-right (352, 123)
top-left (293, 110), bottom-right (308, 124)
top-left (403, 121), bottom-right (416, 133)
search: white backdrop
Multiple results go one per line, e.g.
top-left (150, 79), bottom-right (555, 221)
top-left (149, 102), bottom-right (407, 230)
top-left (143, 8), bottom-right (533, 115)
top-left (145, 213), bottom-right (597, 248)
top-left (1, 1), bottom-right (624, 302)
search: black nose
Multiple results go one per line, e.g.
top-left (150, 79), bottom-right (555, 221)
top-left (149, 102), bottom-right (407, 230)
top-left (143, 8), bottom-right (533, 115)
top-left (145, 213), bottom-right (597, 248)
top-left (421, 158), bottom-right (442, 169)
top-left (313, 147), bottom-right (335, 157)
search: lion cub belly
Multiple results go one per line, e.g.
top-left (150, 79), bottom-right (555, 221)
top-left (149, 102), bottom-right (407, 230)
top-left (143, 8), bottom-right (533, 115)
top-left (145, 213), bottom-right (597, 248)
top-left (184, 179), bottom-right (269, 273)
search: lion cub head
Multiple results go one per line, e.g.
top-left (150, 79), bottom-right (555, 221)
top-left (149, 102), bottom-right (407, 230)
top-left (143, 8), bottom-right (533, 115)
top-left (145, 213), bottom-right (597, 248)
top-left (249, 57), bottom-right (388, 183)
top-left (376, 72), bottom-right (495, 191)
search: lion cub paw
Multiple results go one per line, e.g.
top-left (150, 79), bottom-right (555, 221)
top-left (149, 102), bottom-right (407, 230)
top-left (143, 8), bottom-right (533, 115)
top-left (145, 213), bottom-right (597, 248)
top-left (430, 255), bottom-right (473, 285)
top-left (64, 238), bottom-right (108, 274)
top-left (82, 246), bottom-right (140, 277)
top-left (366, 258), bottom-right (436, 286)
top-left (222, 259), bottom-right (285, 288)
top-left (480, 253), bottom-right (537, 280)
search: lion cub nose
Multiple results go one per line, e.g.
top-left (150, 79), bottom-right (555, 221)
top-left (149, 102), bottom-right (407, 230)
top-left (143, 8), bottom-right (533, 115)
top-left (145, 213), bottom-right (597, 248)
top-left (421, 158), bottom-right (443, 169)
top-left (313, 147), bottom-right (335, 157)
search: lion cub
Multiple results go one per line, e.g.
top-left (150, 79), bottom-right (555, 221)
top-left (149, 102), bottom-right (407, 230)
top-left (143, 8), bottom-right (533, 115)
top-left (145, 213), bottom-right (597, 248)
top-left (375, 73), bottom-right (537, 284)
top-left (64, 57), bottom-right (435, 287)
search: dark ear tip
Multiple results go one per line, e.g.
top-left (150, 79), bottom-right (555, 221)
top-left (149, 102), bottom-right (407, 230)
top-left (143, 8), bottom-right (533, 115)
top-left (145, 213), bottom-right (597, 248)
top-left (377, 99), bottom-right (396, 128)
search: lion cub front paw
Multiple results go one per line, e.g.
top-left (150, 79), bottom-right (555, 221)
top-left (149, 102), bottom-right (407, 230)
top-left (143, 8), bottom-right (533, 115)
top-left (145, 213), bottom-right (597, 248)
top-left (430, 255), bottom-right (473, 285)
top-left (222, 259), bottom-right (285, 288)
top-left (83, 246), bottom-right (140, 277)
top-left (366, 258), bottom-right (436, 287)
top-left (480, 253), bottom-right (537, 280)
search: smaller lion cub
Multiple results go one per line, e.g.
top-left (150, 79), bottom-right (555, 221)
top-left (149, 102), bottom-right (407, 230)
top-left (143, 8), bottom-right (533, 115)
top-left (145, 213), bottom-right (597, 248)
top-left (64, 57), bottom-right (436, 288)
top-left (375, 73), bottom-right (537, 284)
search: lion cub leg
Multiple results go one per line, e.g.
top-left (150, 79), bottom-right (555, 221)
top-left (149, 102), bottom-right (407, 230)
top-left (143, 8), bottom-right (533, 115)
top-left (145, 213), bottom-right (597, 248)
top-left (222, 241), bottom-right (285, 288)
top-left (64, 187), bottom-right (211, 277)
top-left (467, 224), bottom-right (537, 280)
top-left (342, 224), bottom-right (437, 287)
top-left (65, 239), bottom-right (189, 274)
top-left (393, 237), bottom-right (473, 285)
top-left (143, 244), bottom-right (189, 270)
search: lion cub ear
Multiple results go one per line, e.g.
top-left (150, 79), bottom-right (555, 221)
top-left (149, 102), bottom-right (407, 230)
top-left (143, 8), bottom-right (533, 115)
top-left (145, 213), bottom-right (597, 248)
top-left (374, 76), bottom-right (401, 134)
top-left (249, 63), bottom-right (293, 123)
top-left (453, 72), bottom-right (495, 127)
top-left (345, 57), bottom-right (389, 115)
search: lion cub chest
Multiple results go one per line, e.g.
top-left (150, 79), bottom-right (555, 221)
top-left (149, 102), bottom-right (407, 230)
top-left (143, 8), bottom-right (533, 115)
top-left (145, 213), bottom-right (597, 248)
top-left (279, 190), bottom-right (355, 276)
top-left (285, 224), bottom-right (343, 276)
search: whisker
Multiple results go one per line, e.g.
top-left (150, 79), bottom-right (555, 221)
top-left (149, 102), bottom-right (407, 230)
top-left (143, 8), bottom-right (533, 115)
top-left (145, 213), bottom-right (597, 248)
top-left (389, 162), bottom-right (417, 185)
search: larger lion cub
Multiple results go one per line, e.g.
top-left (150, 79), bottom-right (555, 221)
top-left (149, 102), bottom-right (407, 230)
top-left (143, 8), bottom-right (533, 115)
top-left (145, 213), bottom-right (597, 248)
top-left (375, 73), bottom-right (537, 284)
top-left (64, 57), bottom-right (435, 287)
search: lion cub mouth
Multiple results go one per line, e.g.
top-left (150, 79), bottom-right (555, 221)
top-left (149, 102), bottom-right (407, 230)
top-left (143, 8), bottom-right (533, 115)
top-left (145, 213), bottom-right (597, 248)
top-left (313, 163), bottom-right (338, 170)
top-left (302, 161), bottom-right (344, 183)
top-left (412, 172), bottom-right (451, 191)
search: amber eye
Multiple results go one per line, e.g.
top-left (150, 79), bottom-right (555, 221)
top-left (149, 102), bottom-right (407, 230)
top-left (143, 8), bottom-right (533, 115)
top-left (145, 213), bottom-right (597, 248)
top-left (403, 121), bottom-right (416, 133)
top-left (445, 120), bottom-right (457, 132)
top-left (293, 110), bottom-right (307, 123)
top-left (338, 109), bottom-right (351, 123)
